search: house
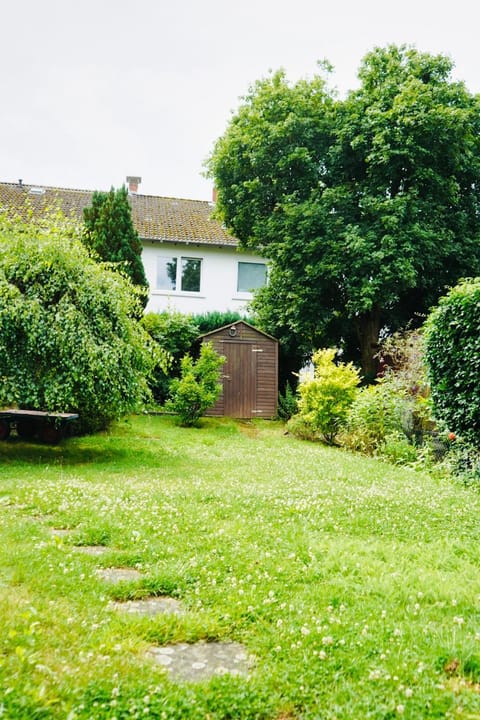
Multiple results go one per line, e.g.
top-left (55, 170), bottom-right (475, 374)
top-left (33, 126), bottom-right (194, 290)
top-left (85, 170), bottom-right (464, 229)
top-left (0, 177), bottom-right (268, 315)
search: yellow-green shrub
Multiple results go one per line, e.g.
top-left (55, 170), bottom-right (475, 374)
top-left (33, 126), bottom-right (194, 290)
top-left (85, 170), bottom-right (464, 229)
top-left (290, 349), bottom-right (360, 443)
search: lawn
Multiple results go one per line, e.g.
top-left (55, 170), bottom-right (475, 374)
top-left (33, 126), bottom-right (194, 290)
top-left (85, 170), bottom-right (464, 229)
top-left (1, 415), bottom-right (480, 719)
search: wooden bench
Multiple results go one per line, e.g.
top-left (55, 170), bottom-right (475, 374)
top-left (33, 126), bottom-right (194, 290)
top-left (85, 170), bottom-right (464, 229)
top-left (0, 409), bottom-right (79, 444)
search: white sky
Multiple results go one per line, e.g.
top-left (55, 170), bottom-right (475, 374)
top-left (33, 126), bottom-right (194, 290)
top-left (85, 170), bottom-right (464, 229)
top-left (2, 0), bottom-right (480, 201)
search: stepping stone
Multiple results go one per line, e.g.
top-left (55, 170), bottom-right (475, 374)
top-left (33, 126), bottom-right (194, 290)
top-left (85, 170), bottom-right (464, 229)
top-left (95, 567), bottom-right (143, 583)
top-left (109, 597), bottom-right (184, 616)
top-left (49, 528), bottom-right (74, 538)
top-left (74, 545), bottom-right (109, 556)
top-left (146, 641), bottom-right (253, 681)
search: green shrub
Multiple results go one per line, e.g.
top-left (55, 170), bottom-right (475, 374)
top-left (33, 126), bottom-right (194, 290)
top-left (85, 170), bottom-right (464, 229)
top-left (192, 311), bottom-right (254, 335)
top-left (382, 431), bottom-right (419, 465)
top-left (286, 413), bottom-right (318, 441)
top-left (166, 343), bottom-right (225, 426)
top-left (425, 279), bottom-right (480, 444)
top-left (377, 329), bottom-right (434, 443)
top-left (291, 348), bottom-right (360, 444)
top-left (0, 211), bottom-right (162, 433)
top-left (341, 379), bottom-right (411, 455)
top-left (440, 437), bottom-right (480, 486)
top-left (141, 311), bottom-right (199, 403)
top-left (277, 380), bottom-right (299, 421)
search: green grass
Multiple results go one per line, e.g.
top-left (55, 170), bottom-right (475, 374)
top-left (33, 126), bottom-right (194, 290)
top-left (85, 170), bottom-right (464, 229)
top-left (1, 415), bottom-right (480, 718)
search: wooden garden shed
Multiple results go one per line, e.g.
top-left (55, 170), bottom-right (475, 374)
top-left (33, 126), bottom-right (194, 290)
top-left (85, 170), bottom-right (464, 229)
top-left (201, 321), bottom-right (278, 419)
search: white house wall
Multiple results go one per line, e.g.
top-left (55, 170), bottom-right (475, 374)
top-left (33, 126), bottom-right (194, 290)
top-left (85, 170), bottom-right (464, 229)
top-left (142, 241), bottom-right (266, 315)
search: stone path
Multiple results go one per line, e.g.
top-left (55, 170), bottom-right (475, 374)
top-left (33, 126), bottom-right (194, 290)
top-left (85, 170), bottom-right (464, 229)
top-left (73, 545), bottom-right (109, 556)
top-left (47, 534), bottom-right (255, 683)
top-left (109, 597), bottom-right (184, 616)
top-left (95, 567), bottom-right (143, 583)
top-left (146, 641), bottom-right (253, 681)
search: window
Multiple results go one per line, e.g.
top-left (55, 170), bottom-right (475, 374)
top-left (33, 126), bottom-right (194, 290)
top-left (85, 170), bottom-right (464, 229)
top-left (237, 262), bottom-right (267, 292)
top-left (156, 256), bottom-right (202, 292)
top-left (181, 257), bottom-right (201, 292)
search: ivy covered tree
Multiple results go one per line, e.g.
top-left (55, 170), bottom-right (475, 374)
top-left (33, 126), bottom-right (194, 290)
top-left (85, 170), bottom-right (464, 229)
top-left (208, 45), bottom-right (480, 378)
top-left (83, 186), bottom-right (149, 307)
top-left (0, 211), bottom-right (164, 433)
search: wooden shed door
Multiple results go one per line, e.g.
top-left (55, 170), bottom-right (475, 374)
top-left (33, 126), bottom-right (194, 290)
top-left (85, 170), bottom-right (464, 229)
top-left (223, 342), bottom-right (257, 418)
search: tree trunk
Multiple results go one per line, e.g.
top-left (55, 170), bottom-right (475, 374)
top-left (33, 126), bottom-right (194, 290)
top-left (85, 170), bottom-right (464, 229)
top-left (354, 306), bottom-right (381, 380)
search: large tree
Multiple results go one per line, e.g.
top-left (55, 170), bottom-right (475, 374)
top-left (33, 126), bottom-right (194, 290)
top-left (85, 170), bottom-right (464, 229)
top-left (208, 46), bottom-right (480, 378)
top-left (0, 211), bottom-right (163, 433)
top-left (83, 186), bottom-right (149, 306)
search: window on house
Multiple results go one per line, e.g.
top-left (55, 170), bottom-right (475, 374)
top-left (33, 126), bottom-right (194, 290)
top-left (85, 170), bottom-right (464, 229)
top-left (157, 256), bottom-right (177, 290)
top-left (181, 257), bottom-right (201, 292)
top-left (156, 256), bottom-right (202, 292)
top-left (237, 262), bottom-right (267, 292)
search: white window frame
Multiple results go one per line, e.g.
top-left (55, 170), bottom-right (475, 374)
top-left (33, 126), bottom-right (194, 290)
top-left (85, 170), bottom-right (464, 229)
top-left (237, 261), bottom-right (267, 293)
top-left (156, 255), bottom-right (203, 294)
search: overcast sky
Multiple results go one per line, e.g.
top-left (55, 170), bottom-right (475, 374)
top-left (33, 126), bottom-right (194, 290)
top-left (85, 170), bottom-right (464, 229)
top-left (2, 0), bottom-right (479, 201)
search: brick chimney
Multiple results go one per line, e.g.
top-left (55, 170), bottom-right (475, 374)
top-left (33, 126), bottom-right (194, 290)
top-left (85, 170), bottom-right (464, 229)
top-left (212, 187), bottom-right (217, 203)
top-left (126, 176), bottom-right (142, 194)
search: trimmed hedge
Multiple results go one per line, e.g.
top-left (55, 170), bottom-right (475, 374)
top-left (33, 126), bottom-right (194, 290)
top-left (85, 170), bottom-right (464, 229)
top-left (425, 278), bottom-right (480, 443)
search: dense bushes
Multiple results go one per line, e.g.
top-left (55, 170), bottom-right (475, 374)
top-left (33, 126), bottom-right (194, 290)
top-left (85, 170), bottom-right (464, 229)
top-left (141, 311), bottom-right (199, 402)
top-left (192, 310), bottom-right (254, 335)
top-left (425, 279), bottom-right (480, 444)
top-left (142, 310), bottom-right (256, 404)
top-left (165, 343), bottom-right (225, 426)
top-left (0, 212), bottom-right (163, 433)
top-left (287, 335), bottom-right (439, 467)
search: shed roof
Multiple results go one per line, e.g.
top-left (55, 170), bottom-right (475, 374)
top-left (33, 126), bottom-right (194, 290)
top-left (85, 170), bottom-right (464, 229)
top-left (200, 320), bottom-right (278, 342)
top-left (0, 181), bottom-right (239, 248)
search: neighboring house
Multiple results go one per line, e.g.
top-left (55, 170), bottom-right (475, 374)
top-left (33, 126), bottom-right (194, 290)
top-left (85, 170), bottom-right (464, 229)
top-left (0, 177), bottom-right (268, 315)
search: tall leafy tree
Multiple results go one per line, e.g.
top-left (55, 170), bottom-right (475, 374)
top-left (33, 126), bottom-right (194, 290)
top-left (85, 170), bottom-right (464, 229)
top-left (83, 186), bottom-right (149, 306)
top-left (208, 46), bottom-right (480, 378)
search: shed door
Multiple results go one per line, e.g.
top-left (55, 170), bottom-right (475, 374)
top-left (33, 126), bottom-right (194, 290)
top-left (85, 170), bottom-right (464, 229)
top-left (223, 342), bottom-right (257, 418)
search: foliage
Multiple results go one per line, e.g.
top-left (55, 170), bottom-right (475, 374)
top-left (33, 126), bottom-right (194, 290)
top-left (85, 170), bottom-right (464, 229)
top-left (440, 436), bottom-right (480, 486)
top-left (341, 330), bottom-right (434, 459)
top-left (0, 211), bottom-right (163, 433)
top-left (3, 414), bottom-right (480, 717)
top-left (141, 311), bottom-right (199, 402)
top-left (290, 348), bottom-right (360, 443)
top-left (208, 45), bottom-right (480, 377)
top-left (191, 310), bottom-right (254, 335)
top-left (381, 431), bottom-right (419, 465)
top-left (166, 342), bottom-right (225, 426)
top-left (378, 329), bottom-right (435, 442)
top-left (83, 186), bottom-right (149, 307)
top-left (341, 379), bottom-right (410, 455)
top-left (425, 278), bottom-right (480, 445)
top-left (276, 380), bottom-right (298, 421)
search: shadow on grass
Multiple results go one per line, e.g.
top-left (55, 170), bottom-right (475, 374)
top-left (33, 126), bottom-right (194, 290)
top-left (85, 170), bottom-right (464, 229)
top-left (0, 435), bottom-right (170, 468)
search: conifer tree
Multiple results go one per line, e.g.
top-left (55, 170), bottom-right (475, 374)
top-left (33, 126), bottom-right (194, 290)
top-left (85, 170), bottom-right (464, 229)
top-left (83, 186), bottom-right (148, 306)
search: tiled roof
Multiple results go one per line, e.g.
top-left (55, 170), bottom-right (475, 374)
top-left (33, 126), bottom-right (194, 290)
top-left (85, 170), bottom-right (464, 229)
top-left (0, 181), bottom-right (239, 247)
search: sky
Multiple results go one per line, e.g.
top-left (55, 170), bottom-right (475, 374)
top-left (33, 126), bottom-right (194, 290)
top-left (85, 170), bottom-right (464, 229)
top-left (2, 0), bottom-right (480, 201)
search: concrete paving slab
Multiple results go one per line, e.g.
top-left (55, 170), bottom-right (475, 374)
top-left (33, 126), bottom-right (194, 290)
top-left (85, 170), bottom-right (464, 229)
top-left (147, 641), bottom-right (254, 681)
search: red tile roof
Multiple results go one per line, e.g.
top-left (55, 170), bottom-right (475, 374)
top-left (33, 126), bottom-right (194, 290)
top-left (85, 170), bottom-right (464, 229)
top-left (0, 181), bottom-right (238, 247)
